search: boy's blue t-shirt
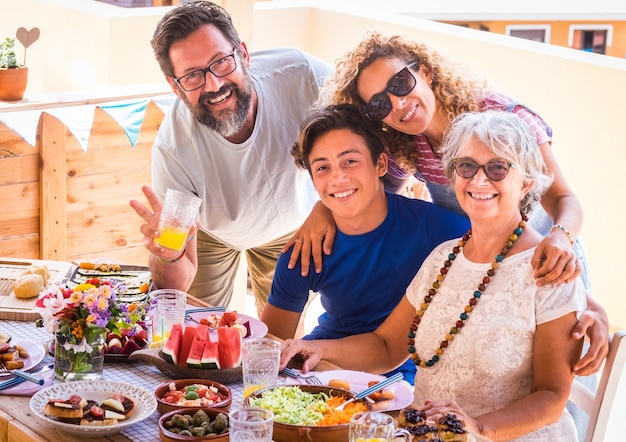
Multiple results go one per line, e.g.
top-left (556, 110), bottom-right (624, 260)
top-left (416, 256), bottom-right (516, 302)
top-left (268, 193), bottom-right (470, 383)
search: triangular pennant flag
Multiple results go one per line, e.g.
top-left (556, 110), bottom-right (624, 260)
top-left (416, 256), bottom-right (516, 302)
top-left (48, 105), bottom-right (96, 152)
top-left (0, 109), bottom-right (42, 146)
top-left (100, 99), bottom-right (150, 147)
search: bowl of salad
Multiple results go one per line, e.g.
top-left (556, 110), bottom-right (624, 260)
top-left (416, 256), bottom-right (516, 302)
top-left (154, 379), bottom-right (232, 415)
top-left (243, 385), bottom-right (369, 442)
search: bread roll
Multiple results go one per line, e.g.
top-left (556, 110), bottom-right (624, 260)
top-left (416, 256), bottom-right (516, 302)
top-left (13, 273), bottom-right (45, 299)
top-left (327, 379), bottom-right (351, 390)
top-left (21, 264), bottom-right (50, 285)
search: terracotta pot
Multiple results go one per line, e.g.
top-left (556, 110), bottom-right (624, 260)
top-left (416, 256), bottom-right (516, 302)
top-left (0, 66), bottom-right (28, 101)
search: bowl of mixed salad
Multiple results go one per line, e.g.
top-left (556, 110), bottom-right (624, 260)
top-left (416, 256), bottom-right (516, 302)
top-left (243, 385), bottom-right (369, 442)
top-left (154, 379), bottom-right (232, 415)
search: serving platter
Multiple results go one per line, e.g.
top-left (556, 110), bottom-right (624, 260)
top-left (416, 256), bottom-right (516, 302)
top-left (30, 380), bottom-right (156, 436)
top-left (128, 347), bottom-right (243, 384)
top-left (66, 264), bottom-right (152, 303)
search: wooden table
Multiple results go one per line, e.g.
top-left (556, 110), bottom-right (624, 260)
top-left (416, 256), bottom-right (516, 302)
top-left (0, 292), bottom-right (216, 442)
top-left (0, 298), bottom-right (344, 442)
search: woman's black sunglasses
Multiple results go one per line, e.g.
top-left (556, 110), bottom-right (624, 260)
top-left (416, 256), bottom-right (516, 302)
top-left (364, 62), bottom-right (418, 120)
top-left (452, 158), bottom-right (516, 181)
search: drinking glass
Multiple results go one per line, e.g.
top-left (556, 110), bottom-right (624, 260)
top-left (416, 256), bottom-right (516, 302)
top-left (242, 337), bottom-right (281, 398)
top-left (149, 288), bottom-right (187, 342)
top-left (229, 407), bottom-right (274, 442)
top-left (349, 411), bottom-right (412, 442)
top-left (155, 188), bottom-right (201, 252)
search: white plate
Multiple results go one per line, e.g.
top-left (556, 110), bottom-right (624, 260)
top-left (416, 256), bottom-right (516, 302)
top-left (282, 369), bottom-right (414, 412)
top-left (186, 311), bottom-right (268, 339)
top-left (0, 340), bottom-right (45, 376)
top-left (30, 380), bottom-right (157, 436)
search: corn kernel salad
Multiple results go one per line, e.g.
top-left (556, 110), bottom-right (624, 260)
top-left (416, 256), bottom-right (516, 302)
top-left (247, 386), bottom-right (367, 426)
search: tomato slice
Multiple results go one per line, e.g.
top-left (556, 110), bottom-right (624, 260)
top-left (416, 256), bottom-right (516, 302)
top-left (90, 405), bottom-right (104, 419)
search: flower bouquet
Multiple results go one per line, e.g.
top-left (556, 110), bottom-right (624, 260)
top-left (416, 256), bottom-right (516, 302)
top-left (36, 278), bottom-right (151, 381)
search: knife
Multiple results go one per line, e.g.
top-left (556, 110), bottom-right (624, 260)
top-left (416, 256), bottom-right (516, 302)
top-left (0, 364), bottom-right (54, 391)
top-left (12, 368), bottom-right (46, 385)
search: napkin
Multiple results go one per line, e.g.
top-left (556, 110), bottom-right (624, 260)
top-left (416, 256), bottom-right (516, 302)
top-left (0, 367), bottom-right (55, 396)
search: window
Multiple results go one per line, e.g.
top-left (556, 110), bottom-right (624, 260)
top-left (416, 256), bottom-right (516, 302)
top-left (506, 25), bottom-right (551, 43)
top-left (569, 25), bottom-right (613, 54)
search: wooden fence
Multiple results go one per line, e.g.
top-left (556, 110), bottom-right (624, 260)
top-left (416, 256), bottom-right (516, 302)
top-left (0, 100), bottom-right (165, 266)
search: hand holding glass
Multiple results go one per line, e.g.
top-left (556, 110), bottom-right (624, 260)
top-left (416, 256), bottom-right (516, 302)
top-left (155, 188), bottom-right (201, 252)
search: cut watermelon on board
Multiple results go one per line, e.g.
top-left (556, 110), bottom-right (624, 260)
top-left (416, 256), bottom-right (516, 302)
top-left (201, 340), bottom-right (220, 369)
top-left (217, 326), bottom-right (242, 369)
top-left (162, 323), bottom-right (183, 365)
top-left (186, 325), bottom-right (209, 368)
top-left (178, 325), bottom-right (197, 367)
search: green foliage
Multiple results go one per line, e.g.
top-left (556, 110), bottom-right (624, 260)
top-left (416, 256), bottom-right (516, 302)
top-left (0, 37), bottom-right (19, 68)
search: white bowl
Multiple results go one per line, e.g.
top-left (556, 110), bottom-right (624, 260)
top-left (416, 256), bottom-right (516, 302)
top-left (30, 380), bottom-right (157, 436)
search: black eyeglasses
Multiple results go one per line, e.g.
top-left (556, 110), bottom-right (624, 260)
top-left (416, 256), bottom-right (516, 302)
top-left (451, 158), bottom-right (516, 181)
top-left (364, 62), bottom-right (418, 120)
top-left (174, 48), bottom-right (238, 92)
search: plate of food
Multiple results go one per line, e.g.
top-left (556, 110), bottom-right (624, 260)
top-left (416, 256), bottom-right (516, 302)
top-left (185, 310), bottom-right (268, 339)
top-left (66, 263), bottom-right (152, 303)
top-left (0, 340), bottom-right (45, 376)
top-left (29, 380), bottom-right (157, 436)
top-left (282, 369), bottom-right (414, 412)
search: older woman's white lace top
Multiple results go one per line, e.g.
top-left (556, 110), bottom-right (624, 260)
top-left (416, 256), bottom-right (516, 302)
top-left (406, 240), bottom-right (587, 441)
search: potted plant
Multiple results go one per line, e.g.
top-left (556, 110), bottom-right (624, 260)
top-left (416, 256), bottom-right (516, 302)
top-left (0, 27), bottom-right (40, 101)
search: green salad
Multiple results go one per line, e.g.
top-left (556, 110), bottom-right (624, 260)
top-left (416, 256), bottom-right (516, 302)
top-left (247, 386), bottom-right (330, 425)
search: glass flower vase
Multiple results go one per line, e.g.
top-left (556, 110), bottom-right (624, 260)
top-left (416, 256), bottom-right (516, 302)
top-left (54, 331), bottom-right (105, 382)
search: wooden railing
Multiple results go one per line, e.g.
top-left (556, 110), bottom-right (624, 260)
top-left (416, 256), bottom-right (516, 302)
top-left (0, 98), bottom-right (166, 265)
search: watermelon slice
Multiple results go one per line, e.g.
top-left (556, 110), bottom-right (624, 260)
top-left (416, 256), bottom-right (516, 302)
top-left (217, 326), bottom-right (242, 368)
top-left (201, 340), bottom-right (220, 369)
top-left (178, 325), bottom-right (197, 367)
top-left (162, 323), bottom-right (183, 365)
top-left (186, 325), bottom-right (209, 368)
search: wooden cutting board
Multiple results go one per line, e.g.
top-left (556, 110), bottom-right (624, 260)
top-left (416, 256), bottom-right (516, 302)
top-left (0, 258), bottom-right (74, 321)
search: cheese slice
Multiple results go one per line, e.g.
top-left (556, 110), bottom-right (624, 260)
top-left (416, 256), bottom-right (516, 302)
top-left (102, 398), bottom-right (124, 412)
top-left (104, 410), bottom-right (126, 420)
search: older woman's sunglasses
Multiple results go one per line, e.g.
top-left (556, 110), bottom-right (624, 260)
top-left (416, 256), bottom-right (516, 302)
top-left (452, 158), bottom-right (516, 181)
top-left (364, 62), bottom-right (418, 120)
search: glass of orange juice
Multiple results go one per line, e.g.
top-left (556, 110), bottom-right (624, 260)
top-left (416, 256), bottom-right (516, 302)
top-left (242, 338), bottom-right (281, 400)
top-left (155, 188), bottom-right (202, 252)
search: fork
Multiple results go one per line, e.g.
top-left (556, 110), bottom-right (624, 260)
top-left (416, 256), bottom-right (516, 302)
top-left (0, 362), bottom-right (44, 385)
top-left (280, 367), bottom-right (323, 386)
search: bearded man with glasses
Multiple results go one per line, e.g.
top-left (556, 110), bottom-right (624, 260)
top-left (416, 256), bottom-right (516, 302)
top-left (130, 1), bottom-right (330, 314)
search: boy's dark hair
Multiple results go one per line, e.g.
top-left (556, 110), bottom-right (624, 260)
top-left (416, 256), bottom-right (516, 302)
top-left (151, 1), bottom-right (242, 78)
top-left (291, 104), bottom-right (386, 173)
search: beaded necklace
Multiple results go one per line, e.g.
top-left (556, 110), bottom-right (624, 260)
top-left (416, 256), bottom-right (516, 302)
top-left (408, 214), bottom-right (528, 368)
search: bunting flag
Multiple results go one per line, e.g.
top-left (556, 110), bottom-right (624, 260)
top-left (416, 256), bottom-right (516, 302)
top-left (0, 94), bottom-right (175, 151)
